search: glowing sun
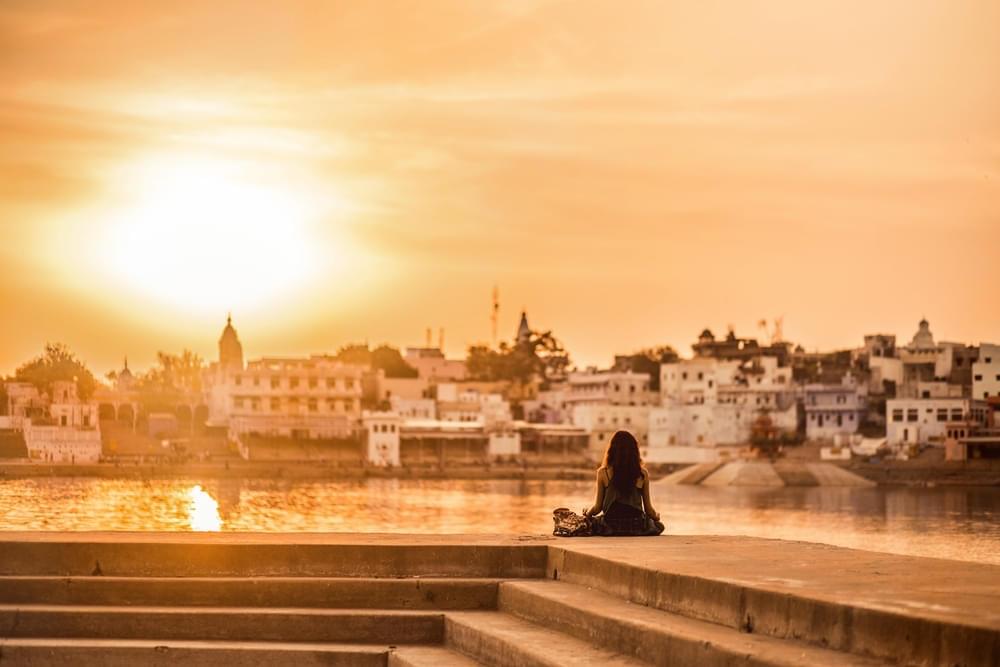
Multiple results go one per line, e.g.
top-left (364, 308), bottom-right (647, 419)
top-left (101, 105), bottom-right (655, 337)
top-left (96, 153), bottom-right (336, 313)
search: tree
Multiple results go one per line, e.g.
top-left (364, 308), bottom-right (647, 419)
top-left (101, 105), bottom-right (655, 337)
top-left (466, 329), bottom-right (571, 385)
top-left (614, 346), bottom-right (679, 391)
top-left (334, 344), bottom-right (418, 378)
top-left (138, 350), bottom-right (205, 412)
top-left (749, 412), bottom-right (783, 461)
top-left (15, 343), bottom-right (97, 400)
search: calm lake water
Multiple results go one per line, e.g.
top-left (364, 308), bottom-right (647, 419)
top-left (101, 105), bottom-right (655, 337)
top-left (1, 477), bottom-right (998, 565)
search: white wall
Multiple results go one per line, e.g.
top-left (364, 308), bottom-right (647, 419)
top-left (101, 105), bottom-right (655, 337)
top-left (363, 412), bottom-right (401, 466)
top-left (886, 398), bottom-right (989, 446)
top-left (973, 344), bottom-right (1000, 400)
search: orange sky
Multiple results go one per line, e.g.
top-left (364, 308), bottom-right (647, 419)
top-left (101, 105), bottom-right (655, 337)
top-left (2, 0), bottom-right (998, 376)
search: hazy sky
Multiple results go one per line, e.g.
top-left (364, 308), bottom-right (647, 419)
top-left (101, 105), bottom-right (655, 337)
top-left (2, 0), bottom-right (998, 375)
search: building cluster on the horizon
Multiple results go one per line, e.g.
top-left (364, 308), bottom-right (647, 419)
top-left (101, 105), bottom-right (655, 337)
top-left (2, 314), bottom-right (998, 466)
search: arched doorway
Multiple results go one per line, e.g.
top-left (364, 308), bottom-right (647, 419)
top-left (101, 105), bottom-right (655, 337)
top-left (98, 403), bottom-right (116, 422)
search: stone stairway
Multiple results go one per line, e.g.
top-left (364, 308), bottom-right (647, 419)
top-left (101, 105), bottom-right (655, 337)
top-left (0, 534), bottom-right (996, 666)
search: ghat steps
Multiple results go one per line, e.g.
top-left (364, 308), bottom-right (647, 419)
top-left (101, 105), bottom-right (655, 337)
top-left (0, 533), bottom-right (996, 666)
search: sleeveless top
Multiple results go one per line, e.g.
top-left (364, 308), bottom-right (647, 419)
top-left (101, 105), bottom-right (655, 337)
top-left (600, 467), bottom-right (645, 514)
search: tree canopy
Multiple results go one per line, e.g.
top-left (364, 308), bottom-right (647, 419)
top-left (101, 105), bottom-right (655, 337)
top-left (14, 343), bottom-right (97, 400)
top-left (466, 329), bottom-right (570, 385)
top-left (334, 344), bottom-right (418, 378)
top-left (613, 345), bottom-right (679, 391)
top-left (137, 350), bottom-right (205, 411)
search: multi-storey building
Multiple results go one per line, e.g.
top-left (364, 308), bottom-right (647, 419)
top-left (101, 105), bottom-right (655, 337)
top-left (224, 356), bottom-right (364, 440)
top-left (564, 370), bottom-right (655, 408)
top-left (570, 403), bottom-right (650, 453)
top-left (886, 397), bottom-right (990, 447)
top-left (803, 378), bottom-right (865, 440)
top-left (973, 344), bottom-right (1000, 401)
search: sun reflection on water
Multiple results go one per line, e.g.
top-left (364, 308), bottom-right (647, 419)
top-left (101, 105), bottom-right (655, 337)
top-left (187, 484), bottom-right (222, 531)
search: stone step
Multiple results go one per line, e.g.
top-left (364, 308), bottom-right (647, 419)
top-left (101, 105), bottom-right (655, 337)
top-left (0, 605), bottom-right (443, 644)
top-left (499, 579), bottom-right (887, 667)
top-left (389, 646), bottom-right (484, 666)
top-left (548, 540), bottom-right (1000, 667)
top-left (0, 576), bottom-right (498, 610)
top-left (0, 535), bottom-right (547, 578)
top-left (445, 611), bottom-right (647, 667)
top-left (0, 638), bottom-right (388, 666)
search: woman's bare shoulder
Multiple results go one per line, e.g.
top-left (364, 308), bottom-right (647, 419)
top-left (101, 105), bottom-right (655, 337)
top-left (596, 466), bottom-right (610, 483)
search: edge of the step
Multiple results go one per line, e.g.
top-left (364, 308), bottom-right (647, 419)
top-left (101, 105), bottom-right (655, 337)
top-left (546, 544), bottom-right (1000, 667)
top-left (499, 579), bottom-right (889, 667)
top-left (445, 611), bottom-right (647, 666)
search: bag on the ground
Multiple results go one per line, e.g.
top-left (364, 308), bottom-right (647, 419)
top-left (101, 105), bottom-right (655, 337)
top-left (552, 507), bottom-right (592, 537)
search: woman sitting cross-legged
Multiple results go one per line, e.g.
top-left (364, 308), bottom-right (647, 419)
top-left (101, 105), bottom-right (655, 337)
top-left (584, 430), bottom-right (664, 536)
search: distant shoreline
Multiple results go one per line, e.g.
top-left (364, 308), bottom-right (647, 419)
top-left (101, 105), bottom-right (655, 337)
top-left (1, 460), bottom-right (997, 487)
top-left (0, 461), bottom-right (597, 482)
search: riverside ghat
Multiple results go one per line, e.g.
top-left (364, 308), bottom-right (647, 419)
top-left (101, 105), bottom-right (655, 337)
top-left (0, 532), bottom-right (997, 666)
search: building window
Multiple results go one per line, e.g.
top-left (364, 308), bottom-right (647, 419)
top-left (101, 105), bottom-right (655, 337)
top-left (682, 372), bottom-right (688, 380)
top-left (697, 372), bottom-right (704, 381)
top-left (951, 409), bottom-right (963, 421)
top-left (346, 379), bottom-right (355, 390)
top-left (234, 375), bottom-right (242, 386)
top-left (234, 398), bottom-right (244, 409)
top-left (290, 377), bottom-right (299, 389)
top-left (327, 378), bottom-right (336, 389)
top-left (937, 409), bottom-right (948, 422)
top-left (271, 377), bottom-right (280, 389)
top-left (308, 398), bottom-right (318, 412)
top-left (309, 377), bottom-right (318, 389)
top-left (253, 376), bottom-right (260, 386)
top-left (836, 395), bottom-right (846, 404)
top-left (975, 374), bottom-right (983, 381)
top-left (271, 398), bottom-right (280, 411)
top-left (708, 380), bottom-right (714, 389)
top-left (906, 409), bottom-right (918, 422)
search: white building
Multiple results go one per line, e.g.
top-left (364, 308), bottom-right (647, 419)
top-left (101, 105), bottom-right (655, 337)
top-left (436, 384), bottom-right (512, 425)
top-left (570, 404), bottom-right (650, 453)
top-left (361, 411), bottom-right (401, 466)
top-left (886, 398), bottom-right (990, 447)
top-left (389, 396), bottom-right (436, 420)
top-left (565, 370), bottom-right (656, 407)
top-left (220, 355), bottom-right (365, 441)
top-left (804, 378), bottom-right (865, 441)
top-left (973, 343), bottom-right (1000, 401)
top-left (647, 356), bottom-right (796, 462)
top-left (18, 381), bottom-right (101, 464)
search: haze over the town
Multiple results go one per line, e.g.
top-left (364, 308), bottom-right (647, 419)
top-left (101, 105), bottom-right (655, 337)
top-left (2, 0), bottom-right (998, 374)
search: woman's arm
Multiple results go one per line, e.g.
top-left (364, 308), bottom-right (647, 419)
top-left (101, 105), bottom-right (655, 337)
top-left (641, 470), bottom-right (659, 520)
top-left (584, 468), bottom-right (606, 517)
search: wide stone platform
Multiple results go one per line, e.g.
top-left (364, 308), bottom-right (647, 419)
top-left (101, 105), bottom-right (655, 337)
top-left (0, 532), bottom-right (996, 666)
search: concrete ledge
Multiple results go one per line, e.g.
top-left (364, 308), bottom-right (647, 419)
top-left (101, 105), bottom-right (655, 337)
top-left (1, 533), bottom-right (997, 666)
top-left (0, 533), bottom-right (549, 578)
top-left (549, 536), bottom-right (1000, 667)
top-left (0, 639), bottom-right (389, 667)
top-left (0, 605), bottom-right (444, 644)
top-left (0, 576), bottom-right (498, 610)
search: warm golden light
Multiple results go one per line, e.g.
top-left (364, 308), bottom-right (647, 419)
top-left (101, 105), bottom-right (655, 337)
top-left (188, 484), bottom-right (222, 532)
top-left (95, 153), bottom-right (332, 314)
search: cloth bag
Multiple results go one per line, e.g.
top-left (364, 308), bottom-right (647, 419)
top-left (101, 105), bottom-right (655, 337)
top-left (552, 507), bottom-right (592, 537)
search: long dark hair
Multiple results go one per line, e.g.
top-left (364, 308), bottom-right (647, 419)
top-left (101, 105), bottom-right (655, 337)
top-left (602, 430), bottom-right (643, 495)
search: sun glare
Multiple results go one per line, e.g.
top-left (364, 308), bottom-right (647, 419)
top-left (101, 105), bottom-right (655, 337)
top-left (95, 153), bottom-right (338, 314)
top-left (187, 484), bottom-right (222, 531)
